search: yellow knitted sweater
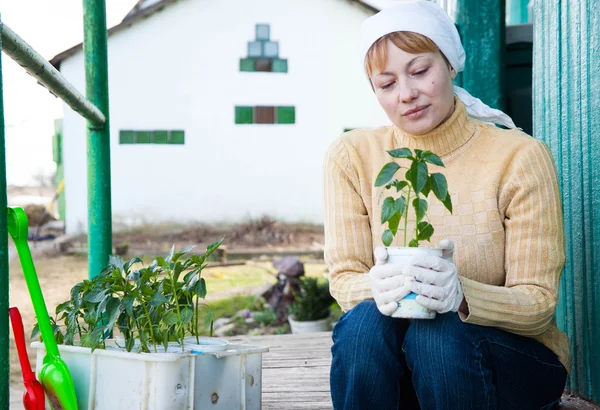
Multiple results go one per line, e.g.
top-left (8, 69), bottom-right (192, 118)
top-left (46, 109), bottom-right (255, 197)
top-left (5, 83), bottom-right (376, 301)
top-left (322, 99), bottom-right (571, 371)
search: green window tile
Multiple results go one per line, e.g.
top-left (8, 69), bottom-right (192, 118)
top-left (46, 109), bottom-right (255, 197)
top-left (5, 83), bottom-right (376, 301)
top-left (272, 59), bottom-right (288, 73)
top-left (154, 130), bottom-right (168, 144)
top-left (135, 131), bottom-right (152, 144)
top-left (170, 130), bottom-right (185, 144)
top-left (235, 106), bottom-right (253, 124)
top-left (120, 130), bottom-right (135, 144)
top-left (277, 106), bottom-right (295, 124)
top-left (240, 58), bottom-right (255, 72)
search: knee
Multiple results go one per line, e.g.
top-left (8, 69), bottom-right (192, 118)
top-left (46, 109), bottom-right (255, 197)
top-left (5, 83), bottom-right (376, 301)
top-left (403, 313), bottom-right (476, 371)
top-left (332, 300), bottom-right (404, 358)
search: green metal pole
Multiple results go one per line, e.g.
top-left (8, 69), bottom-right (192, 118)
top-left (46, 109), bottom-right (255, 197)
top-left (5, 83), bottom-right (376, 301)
top-left (82, 0), bottom-right (112, 279)
top-left (534, 0), bottom-right (600, 402)
top-left (1, 23), bottom-right (105, 127)
top-left (455, 0), bottom-right (507, 110)
top-left (0, 16), bottom-right (9, 410)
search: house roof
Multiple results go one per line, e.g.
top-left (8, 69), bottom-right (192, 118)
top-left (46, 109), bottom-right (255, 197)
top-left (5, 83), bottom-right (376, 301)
top-left (49, 0), bottom-right (379, 68)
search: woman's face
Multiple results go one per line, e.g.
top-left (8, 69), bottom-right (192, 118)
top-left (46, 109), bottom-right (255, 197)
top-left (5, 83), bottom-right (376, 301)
top-left (371, 40), bottom-right (457, 135)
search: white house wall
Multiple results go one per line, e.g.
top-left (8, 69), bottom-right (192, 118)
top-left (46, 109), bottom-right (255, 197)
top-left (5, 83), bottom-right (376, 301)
top-left (60, 0), bottom-right (390, 234)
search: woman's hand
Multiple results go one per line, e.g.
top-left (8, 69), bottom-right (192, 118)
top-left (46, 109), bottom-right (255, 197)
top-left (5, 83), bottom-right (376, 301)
top-left (369, 247), bottom-right (415, 316)
top-left (405, 240), bottom-right (465, 314)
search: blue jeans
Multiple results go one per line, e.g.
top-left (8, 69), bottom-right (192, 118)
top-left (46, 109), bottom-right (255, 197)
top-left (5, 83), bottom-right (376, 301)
top-left (330, 301), bottom-right (567, 410)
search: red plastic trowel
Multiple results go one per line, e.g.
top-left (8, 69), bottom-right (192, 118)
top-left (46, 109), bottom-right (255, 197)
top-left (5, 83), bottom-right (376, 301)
top-left (9, 306), bottom-right (46, 410)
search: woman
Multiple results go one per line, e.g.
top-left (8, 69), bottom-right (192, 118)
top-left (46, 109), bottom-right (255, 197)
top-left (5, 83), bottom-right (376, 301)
top-left (323, 2), bottom-right (570, 409)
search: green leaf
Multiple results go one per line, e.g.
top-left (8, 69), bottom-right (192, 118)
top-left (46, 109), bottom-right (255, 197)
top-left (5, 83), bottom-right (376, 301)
top-left (124, 257), bottom-right (143, 272)
top-left (205, 237), bottom-right (224, 258)
top-left (185, 274), bottom-right (199, 291)
top-left (381, 197), bottom-right (396, 224)
top-left (408, 239), bottom-right (419, 248)
top-left (140, 285), bottom-right (153, 297)
top-left (442, 193), bottom-right (453, 213)
top-left (123, 294), bottom-right (134, 317)
top-left (417, 222), bottom-right (434, 241)
top-left (162, 310), bottom-right (179, 326)
top-left (204, 309), bottom-right (215, 330)
top-left (421, 178), bottom-right (431, 197)
top-left (375, 162), bottom-right (401, 187)
top-left (172, 245), bottom-right (196, 263)
top-left (55, 301), bottom-right (71, 315)
top-left (430, 173), bottom-right (449, 202)
top-left (414, 149), bottom-right (424, 159)
top-left (31, 323), bottom-right (40, 341)
top-left (180, 307), bottom-right (193, 325)
top-left (83, 288), bottom-right (107, 303)
top-left (423, 152), bottom-right (444, 167)
top-left (387, 148), bottom-right (413, 159)
top-left (394, 180), bottom-right (409, 192)
top-left (127, 270), bottom-right (140, 282)
top-left (166, 245), bottom-right (175, 262)
top-left (105, 298), bottom-right (121, 329)
top-left (385, 179), bottom-right (398, 190)
top-left (151, 292), bottom-right (169, 306)
top-left (194, 278), bottom-right (207, 299)
top-left (108, 255), bottom-right (124, 270)
top-left (388, 213), bottom-right (401, 235)
top-left (412, 198), bottom-right (428, 222)
top-left (191, 255), bottom-right (206, 266)
top-left (395, 196), bottom-right (406, 215)
top-left (382, 230), bottom-right (394, 247)
top-left (409, 161), bottom-right (428, 194)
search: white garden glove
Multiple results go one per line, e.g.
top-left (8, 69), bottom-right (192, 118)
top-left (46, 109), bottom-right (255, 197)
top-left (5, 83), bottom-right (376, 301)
top-left (369, 247), bottom-right (415, 316)
top-left (404, 240), bottom-right (464, 314)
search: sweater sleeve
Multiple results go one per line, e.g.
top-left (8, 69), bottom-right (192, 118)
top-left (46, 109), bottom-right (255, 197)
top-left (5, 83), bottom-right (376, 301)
top-left (459, 140), bottom-right (566, 336)
top-left (322, 139), bottom-right (374, 311)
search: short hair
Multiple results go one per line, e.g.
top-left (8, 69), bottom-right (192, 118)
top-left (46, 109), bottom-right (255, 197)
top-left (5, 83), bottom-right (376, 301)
top-left (365, 31), bottom-right (451, 78)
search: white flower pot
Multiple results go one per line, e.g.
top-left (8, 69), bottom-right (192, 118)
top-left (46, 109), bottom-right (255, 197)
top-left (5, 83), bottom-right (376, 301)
top-left (32, 339), bottom-right (268, 410)
top-left (386, 247), bottom-right (446, 320)
top-left (288, 316), bottom-right (331, 334)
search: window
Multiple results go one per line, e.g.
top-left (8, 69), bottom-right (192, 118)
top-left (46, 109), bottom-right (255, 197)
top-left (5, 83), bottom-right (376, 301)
top-left (240, 24), bottom-right (288, 73)
top-left (235, 106), bottom-right (253, 124)
top-left (234, 106), bottom-right (296, 124)
top-left (255, 107), bottom-right (275, 124)
top-left (277, 107), bottom-right (295, 124)
top-left (119, 130), bottom-right (186, 144)
top-left (264, 42), bottom-right (279, 58)
top-left (256, 24), bottom-right (270, 41)
top-left (255, 59), bottom-right (273, 72)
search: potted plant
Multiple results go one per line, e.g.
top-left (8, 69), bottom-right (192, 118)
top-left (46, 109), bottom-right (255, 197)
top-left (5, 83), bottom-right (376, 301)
top-left (287, 277), bottom-right (335, 333)
top-left (31, 239), bottom-right (269, 409)
top-left (374, 148), bottom-right (453, 319)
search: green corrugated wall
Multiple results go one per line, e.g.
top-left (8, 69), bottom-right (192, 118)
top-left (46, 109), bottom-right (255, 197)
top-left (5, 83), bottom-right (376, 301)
top-left (533, 0), bottom-right (600, 402)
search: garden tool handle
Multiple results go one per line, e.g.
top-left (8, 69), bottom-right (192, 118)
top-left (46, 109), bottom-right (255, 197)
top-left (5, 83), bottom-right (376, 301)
top-left (9, 307), bottom-right (37, 380)
top-left (8, 207), bottom-right (61, 358)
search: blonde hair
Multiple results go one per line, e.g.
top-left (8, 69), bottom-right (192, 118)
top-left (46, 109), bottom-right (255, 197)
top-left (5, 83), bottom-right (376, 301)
top-left (365, 31), bottom-right (451, 78)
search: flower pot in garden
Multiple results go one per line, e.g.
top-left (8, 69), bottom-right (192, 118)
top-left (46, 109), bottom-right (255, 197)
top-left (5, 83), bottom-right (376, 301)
top-left (387, 247), bottom-right (446, 319)
top-left (32, 340), bottom-right (268, 410)
top-left (288, 315), bottom-right (330, 334)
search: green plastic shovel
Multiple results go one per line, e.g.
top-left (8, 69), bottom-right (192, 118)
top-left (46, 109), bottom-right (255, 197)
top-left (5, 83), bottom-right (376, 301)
top-left (8, 207), bottom-right (78, 410)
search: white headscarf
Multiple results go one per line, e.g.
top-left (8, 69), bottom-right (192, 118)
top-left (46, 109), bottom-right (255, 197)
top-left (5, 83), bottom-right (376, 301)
top-left (360, 0), bottom-right (516, 129)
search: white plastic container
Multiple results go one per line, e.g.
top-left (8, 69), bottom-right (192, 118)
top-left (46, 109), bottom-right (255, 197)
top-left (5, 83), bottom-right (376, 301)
top-left (387, 247), bottom-right (445, 319)
top-left (32, 341), bottom-right (268, 410)
top-left (288, 316), bottom-right (330, 334)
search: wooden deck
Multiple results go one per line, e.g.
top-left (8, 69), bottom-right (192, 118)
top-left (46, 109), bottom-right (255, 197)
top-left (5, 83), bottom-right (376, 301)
top-left (230, 332), bottom-right (599, 410)
top-left (10, 331), bottom-right (599, 409)
top-left (229, 332), bottom-right (334, 410)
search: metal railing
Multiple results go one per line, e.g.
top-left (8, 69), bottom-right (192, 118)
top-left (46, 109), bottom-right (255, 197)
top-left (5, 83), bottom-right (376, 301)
top-left (0, 1), bottom-right (112, 406)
